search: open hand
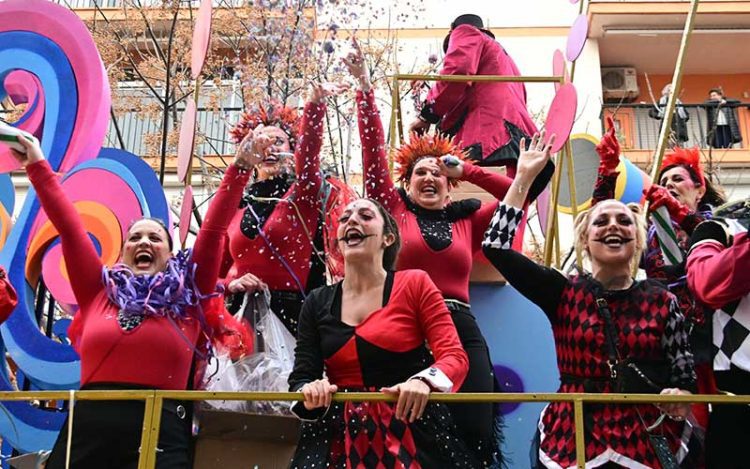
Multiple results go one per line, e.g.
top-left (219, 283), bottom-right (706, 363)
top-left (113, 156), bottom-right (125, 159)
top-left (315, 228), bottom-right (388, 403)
top-left (517, 131), bottom-right (555, 182)
top-left (342, 37), bottom-right (370, 92)
top-left (309, 81), bottom-right (351, 104)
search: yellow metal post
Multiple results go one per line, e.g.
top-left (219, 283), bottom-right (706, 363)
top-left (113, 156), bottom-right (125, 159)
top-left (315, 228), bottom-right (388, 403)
top-left (574, 398), bottom-right (586, 469)
top-left (564, 139), bottom-right (583, 269)
top-left (650, 0), bottom-right (701, 181)
top-left (544, 149), bottom-right (565, 267)
top-left (137, 394), bottom-right (156, 469)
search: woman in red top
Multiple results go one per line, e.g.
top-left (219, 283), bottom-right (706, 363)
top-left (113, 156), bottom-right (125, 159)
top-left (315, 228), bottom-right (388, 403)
top-left (223, 83), bottom-right (349, 335)
top-left (288, 197), bottom-right (476, 467)
top-left (12, 133), bottom-right (259, 468)
top-left (344, 41), bottom-right (521, 465)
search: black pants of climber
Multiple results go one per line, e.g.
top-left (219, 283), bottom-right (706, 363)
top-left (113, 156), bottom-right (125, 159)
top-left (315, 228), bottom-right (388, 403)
top-left (446, 301), bottom-right (501, 467)
top-left (46, 396), bottom-right (192, 469)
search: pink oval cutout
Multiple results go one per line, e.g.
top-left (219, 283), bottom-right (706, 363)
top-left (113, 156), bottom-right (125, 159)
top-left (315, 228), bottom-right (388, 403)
top-left (566, 15), bottom-right (588, 62)
top-left (570, 0), bottom-right (579, 4)
top-left (177, 100), bottom-right (197, 183)
top-left (191, 0), bottom-right (213, 79)
top-left (179, 185), bottom-right (193, 246)
top-left (552, 49), bottom-right (569, 92)
top-left (544, 83), bottom-right (578, 154)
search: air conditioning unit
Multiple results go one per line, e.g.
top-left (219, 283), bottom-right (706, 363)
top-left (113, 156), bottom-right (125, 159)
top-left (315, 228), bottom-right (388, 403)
top-left (601, 67), bottom-right (639, 102)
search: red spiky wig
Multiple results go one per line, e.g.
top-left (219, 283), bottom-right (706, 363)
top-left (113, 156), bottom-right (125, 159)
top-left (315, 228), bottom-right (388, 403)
top-left (394, 132), bottom-right (468, 188)
top-left (229, 101), bottom-right (300, 150)
top-left (660, 147), bottom-right (705, 187)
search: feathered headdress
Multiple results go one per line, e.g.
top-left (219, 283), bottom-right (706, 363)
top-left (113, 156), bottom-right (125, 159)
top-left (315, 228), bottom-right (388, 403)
top-left (660, 147), bottom-right (705, 187)
top-left (394, 132), bottom-right (468, 188)
top-left (229, 101), bottom-right (300, 150)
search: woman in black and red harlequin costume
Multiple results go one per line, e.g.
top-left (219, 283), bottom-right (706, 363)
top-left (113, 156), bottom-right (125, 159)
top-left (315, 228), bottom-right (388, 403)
top-left (344, 39), bottom-right (520, 467)
top-left (483, 134), bottom-right (697, 468)
top-left (594, 117), bottom-right (726, 437)
top-left (222, 83), bottom-right (354, 336)
top-left (288, 197), bottom-right (478, 468)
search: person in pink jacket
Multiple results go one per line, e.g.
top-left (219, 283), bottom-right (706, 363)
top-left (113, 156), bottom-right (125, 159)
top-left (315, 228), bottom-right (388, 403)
top-left (409, 13), bottom-right (553, 200)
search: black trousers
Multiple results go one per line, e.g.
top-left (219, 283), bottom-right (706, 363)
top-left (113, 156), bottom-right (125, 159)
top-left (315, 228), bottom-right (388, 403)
top-left (711, 125), bottom-right (733, 149)
top-left (46, 399), bottom-right (192, 469)
top-left (446, 302), bottom-right (500, 467)
top-left (705, 403), bottom-right (750, 469)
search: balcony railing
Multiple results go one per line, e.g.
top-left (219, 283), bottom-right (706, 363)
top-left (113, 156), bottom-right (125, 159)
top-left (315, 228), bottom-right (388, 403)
top-left (601, 103), bottom-right (749, 151)
top-left (106, 105), bottom-right (242, 159)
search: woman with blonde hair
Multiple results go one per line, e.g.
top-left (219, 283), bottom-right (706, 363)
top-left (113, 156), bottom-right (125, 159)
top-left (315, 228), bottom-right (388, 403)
top-left (483, 134), bottom-right (697, 468)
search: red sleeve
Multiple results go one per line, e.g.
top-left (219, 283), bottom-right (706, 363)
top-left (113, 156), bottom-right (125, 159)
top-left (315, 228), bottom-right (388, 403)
top-left (26, 160), bottom-right (104, 307)
top-left (294, 101), bottom-right (325, 210)
top-left (411, 271), bottom-right (468, 391)
top-left (193, 164), bottom-right (251, 296)
top-left (465, 163), bottom-right (527, 252)
top-left (687, 232), bottom-right (750, 308)
top-left (426, 25), bottom-right (484, 117)
top-left (461, 163), bottom-right (513, 201)
top-left (356, 89), bottom-right (403, 212)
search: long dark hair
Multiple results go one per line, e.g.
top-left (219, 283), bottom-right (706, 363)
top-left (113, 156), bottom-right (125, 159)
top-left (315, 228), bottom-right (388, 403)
top-left (364, 198), bottom-right (401, 270)
top-left (660, 164), bottom-right (727, 208)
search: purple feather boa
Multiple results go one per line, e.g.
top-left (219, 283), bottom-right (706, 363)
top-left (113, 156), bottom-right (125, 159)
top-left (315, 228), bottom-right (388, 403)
top-left (101, 249), bottom-right (220, 325)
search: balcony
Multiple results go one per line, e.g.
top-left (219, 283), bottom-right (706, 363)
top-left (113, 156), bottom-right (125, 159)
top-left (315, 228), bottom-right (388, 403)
top-left (601, 103), bottom-right (750, 168)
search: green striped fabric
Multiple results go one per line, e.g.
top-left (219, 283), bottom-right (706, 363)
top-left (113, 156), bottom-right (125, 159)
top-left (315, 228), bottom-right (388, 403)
top-left (651, 206), bottom-right (683, 266)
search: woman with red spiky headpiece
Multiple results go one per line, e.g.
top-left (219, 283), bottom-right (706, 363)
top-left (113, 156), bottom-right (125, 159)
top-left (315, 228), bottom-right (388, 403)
top-left (592, 119), bottom-right (727, 466)
top-left (344, 39), bottom-right (547, 467)
top-left (221, 82), bottom-right (355, 336)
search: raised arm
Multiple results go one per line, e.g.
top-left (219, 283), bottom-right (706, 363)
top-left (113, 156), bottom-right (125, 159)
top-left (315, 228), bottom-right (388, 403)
top-left (18, 139), bottom-right (103, 308)
top-left (192, 133), bottom-right (259, 295)
top-left (419, 25), bottom-right (484, 123)
top-left (482, 133), bottom-right (567, 320)
top-left (411, 271), bottom-right (468, 392)
top-left (591, 117), bottom-right (620, 205)
top-left (344, 40), bottom-right (402, 211)
top-left (294, 83), bottom-right (348, 209)
top-left (293, 99), bottom-right (325, 208)
top-left (687, 222), bottom-right (750, 308)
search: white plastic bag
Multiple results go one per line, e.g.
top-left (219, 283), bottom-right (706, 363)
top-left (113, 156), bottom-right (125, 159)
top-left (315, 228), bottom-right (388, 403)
top-left (206, 289), bottom-right (296, 415)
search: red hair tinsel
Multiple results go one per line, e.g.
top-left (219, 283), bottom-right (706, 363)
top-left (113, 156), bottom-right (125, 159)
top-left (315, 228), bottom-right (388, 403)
top-left (394, 132), bottom-right (468, 187)
top-left (660, 147), bottom-right (705, 187)
top-left (230, 101), bottom-right (300, 149)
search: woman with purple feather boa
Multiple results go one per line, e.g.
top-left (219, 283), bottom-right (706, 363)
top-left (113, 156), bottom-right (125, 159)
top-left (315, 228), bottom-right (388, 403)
top-left (11, 132), bottom-right (262, 468)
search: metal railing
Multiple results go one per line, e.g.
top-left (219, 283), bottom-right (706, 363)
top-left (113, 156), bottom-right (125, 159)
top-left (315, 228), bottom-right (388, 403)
top-left (8, 390), bottom-right (750, 469)
top-left (105, 105), bottom-right (242, 158)
top-left (601, 103), bottom-right (748, 150)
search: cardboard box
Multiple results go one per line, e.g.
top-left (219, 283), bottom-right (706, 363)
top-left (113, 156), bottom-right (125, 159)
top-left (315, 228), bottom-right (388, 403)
top-left (194, 410), bottom-right (300, 469)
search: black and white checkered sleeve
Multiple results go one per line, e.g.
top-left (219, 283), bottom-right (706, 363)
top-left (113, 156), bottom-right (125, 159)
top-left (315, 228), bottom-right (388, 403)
top-left (482, 203), bottom-right (524, 250)
top-left (662, 296), bottom-right (697, 391)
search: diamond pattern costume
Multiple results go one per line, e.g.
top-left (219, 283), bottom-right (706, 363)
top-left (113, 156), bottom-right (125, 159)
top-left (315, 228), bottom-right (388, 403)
top-left (483, 203), bottom-right (696, 469)
top-left (288, 270), bottom-right (478, 468)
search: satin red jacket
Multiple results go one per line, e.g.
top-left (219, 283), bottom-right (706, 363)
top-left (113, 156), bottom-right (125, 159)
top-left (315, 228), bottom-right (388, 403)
top-left (421, 24), bottom-right (538, 161)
